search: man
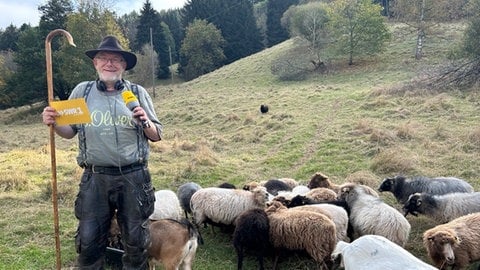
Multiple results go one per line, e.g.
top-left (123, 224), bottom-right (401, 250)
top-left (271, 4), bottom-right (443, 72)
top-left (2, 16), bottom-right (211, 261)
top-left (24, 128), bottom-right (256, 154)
top-left (42, 35), bottom-right (162, 269)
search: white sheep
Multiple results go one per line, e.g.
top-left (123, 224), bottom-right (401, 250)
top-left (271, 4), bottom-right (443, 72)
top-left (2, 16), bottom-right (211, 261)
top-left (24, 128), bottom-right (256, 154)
top-left (332, 235), bottom-right (438, 270)
top-left (265, 201), bottom-right (336, 270)
top-left (149, 189), bottom-right (183, 221)
top-left (403, 192), bottom-right (480, 223)
top-left (190, 186), bottom-right (269, 227)
top-left (339, 183), bottom-right (411, 247)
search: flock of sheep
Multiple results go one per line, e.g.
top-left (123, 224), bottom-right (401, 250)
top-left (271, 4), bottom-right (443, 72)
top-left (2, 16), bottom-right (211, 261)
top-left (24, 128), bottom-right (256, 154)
top-left (110, 172), bottom-right (480, 270)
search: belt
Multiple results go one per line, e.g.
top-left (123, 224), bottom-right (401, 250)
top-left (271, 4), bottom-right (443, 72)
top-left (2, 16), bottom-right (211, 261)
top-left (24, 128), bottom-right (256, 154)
top-left (84, 162), bottom-right (146, 175)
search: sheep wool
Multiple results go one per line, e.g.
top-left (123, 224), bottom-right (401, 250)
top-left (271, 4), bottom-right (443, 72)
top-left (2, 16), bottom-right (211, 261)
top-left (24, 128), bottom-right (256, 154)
top-left (190, 186), bottom-right (268, 226)
top-left (265, 201), bottom-right (336, 269)
top-left (378, 175), bottom-right (474, 204)
top-left (339, 183), bottom-right (411, 247)
top-left (423, 213), bottom-right (480, 269)
top-left (404, 192), bottom-right (480, 223)
top-left (332, 235), bottom-right (438, 270)
top-left (149, 189), bottom-right (183, 221)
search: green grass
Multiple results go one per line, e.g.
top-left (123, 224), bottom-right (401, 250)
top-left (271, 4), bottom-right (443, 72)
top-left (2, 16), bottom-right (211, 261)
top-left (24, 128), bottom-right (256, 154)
top-left (1, 21), bottom-right (479, 269)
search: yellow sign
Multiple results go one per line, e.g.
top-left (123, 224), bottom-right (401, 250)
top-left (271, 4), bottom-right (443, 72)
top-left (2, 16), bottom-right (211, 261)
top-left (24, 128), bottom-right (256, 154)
top-left (50, 98), bottom-right (91, 125)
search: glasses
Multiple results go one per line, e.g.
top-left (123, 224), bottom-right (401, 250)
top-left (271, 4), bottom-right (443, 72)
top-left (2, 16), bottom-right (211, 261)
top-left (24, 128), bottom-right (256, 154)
top-left (95, 56), bottom-right (125, 65)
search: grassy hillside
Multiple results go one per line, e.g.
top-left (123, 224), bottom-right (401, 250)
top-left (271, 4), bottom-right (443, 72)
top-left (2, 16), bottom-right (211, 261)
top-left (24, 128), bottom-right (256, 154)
top-left (0, 22), bottom-right (479, 269)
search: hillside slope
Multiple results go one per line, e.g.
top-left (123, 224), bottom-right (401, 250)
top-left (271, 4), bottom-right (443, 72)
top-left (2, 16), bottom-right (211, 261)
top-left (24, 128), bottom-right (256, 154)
top-left (0, 22), bottom-right (479, 269)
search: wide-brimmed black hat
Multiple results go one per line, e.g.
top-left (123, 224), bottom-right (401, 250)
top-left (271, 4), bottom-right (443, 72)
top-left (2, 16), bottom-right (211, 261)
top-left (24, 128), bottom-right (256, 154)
top-left (85, 35), bottom-right (137, 70)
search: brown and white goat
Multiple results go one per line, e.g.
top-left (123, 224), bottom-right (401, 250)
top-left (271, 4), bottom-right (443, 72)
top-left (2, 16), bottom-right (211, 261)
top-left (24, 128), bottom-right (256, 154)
top-left (148, 218), bottom-right (199, 270)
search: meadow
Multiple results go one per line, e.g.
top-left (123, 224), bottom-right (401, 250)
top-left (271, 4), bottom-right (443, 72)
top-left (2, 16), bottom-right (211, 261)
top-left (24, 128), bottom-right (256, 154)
top-left (0, 22), bottom-right (479, 269)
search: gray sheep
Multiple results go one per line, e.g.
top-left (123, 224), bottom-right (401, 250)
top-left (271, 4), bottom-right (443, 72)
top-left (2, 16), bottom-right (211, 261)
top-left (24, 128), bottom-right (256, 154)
top-left (177, 182), bottom-right (202, 218)
top-left (378, 175), bottom-right (474, 204)
top-left (403, 192), bottom-right (480, 223)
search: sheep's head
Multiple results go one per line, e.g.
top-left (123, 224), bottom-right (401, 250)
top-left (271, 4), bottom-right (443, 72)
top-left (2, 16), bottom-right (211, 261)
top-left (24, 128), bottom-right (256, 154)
top-left (243, 181), bottom-right (259, 191)
top-left (265, 200), bottom-right (286, 214)
top-left (307, 172), bottom-right (330, 189)
top-left (338, 183), bottom-right (358, 202)
top-left (403, 193), bottom-right (422, 217)
top-left (272, 195), bottom-right (291, 207)
top-left (424, 229), bottom-right (460, 265)
top-left (251, 186), bottom-right (269, 206)
top-left (288, 195), bottom-right (308, 207)
top-left (378, 177), bottom-right (395, 192)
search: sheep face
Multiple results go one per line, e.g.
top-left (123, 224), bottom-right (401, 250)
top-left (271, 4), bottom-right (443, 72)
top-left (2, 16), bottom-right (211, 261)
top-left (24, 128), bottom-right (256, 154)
top-left (338, 184), bottom-right (356, 202)
top-left (272, 195), bottom-right (291, 207)
top-left (378, 177), bottom-right (395, 192)
top-left (265, 201), bottom-right (286, 214)
top-left (424, 230), bottom-right (460, 266)
top-left (243, 181), bottom-right (259, 191)
top-left (307, 172), bottom-right (330, 189)
top-left (252, 187), bottom-right (269, 206)
top-left (403, 193), bottom-right (423, 217)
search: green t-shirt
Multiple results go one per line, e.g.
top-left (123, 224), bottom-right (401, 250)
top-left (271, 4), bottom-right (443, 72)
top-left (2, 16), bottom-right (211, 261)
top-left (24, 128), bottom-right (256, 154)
top-left (69, 80), bottom-right (162, 167)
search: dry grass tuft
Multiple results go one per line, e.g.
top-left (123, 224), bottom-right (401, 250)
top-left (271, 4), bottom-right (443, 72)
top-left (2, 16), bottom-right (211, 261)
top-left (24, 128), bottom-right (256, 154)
top-left (191, 143), bottom-right (218, 167)
top-left (370, 147), bottom-right (418, 175)
top-left (395, 121), bottom-right (420, 140)
top-left (344, 170), bottom-right (380, 188)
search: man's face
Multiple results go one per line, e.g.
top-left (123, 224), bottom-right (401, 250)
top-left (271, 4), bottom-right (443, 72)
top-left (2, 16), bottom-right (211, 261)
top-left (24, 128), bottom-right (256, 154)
top-left (93, 51), bottom-right (126, 82)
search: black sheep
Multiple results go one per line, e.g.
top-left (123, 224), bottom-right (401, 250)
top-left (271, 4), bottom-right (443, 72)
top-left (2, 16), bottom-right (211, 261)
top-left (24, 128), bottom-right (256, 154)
top-left (233, 208), bottom-right (271, 270)
top-left (260, 104), bottom-right (269, 114)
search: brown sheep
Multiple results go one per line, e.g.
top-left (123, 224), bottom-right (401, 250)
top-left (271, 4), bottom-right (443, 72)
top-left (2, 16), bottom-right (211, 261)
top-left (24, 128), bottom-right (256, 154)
top-left (307, 172), bottom-right (340, 193)
top-left (265, 201), bottom-right (336, 270)
top-left (423, 213), bottom-right (480, 270)
top-left (148, 219), bottom-right (199, 270)
top-left (305, 187), bottom-right (338, 201)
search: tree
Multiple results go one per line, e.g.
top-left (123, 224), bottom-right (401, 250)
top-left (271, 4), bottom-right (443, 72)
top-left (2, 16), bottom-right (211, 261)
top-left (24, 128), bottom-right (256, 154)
top-left (282, 2), bottom-right (331, 70)
top-left (328, 0), bottom-right (391, 65)
top-left (136, 0), bottom-right (173, 79)
top-left (266, 0), bottom-right (299, 47)
top-left (118, 11), bottom-right (140, 48)
top-left (461, 0), bottom-right (480, 59)
top-left (159, 9), bottom-right (183, 63)
top-left (182, 0), bottom-right (263, 64)
top-left (0, 26), bottom-right (46, 107)
top-left (0, 0), bottom-right (74, 107)
top-left (179, 19), bottom-right (226, 81)
top-left (0, 24), bottom-right (21, 51)
top-left (130, 43), bottom-right (158, 87)
top-left (38, 0), bottom-right (74, 39)
top-left (391, 0), bottom-right (468, 60)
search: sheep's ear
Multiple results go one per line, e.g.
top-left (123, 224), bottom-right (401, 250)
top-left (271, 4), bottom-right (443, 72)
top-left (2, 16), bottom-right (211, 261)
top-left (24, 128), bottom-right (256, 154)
top-left (455, 235), bottom-right (461, 244)
top-left (415, 198), bottom-right (422, 206)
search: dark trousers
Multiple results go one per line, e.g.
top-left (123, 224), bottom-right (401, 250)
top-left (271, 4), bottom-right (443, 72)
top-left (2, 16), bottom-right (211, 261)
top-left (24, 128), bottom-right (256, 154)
top-left (74, 166), bottom-right (155, 269)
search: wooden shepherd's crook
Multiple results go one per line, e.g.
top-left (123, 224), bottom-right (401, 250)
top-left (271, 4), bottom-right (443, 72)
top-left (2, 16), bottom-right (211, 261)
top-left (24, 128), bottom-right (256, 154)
top-left (45, 29), bottom-right (75, 270)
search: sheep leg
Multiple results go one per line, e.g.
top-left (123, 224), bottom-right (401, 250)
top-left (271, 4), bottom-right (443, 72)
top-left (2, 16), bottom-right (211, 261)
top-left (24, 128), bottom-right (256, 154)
top-left (272, 249), bottom-right (281, 270)
top-left (256, 254), bottom-right (264, 270)
top-left (236, 246), bottom-right (244, 270)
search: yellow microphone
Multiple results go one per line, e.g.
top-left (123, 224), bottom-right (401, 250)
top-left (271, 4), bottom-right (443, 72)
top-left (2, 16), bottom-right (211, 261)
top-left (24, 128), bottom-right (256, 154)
top-left (122, 90), bottom-right (150, 128)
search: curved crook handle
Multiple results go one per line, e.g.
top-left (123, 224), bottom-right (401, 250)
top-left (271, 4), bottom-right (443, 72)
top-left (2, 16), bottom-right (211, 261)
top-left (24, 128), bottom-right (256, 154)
top-left (45, 29), bottom-right (76, 102)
